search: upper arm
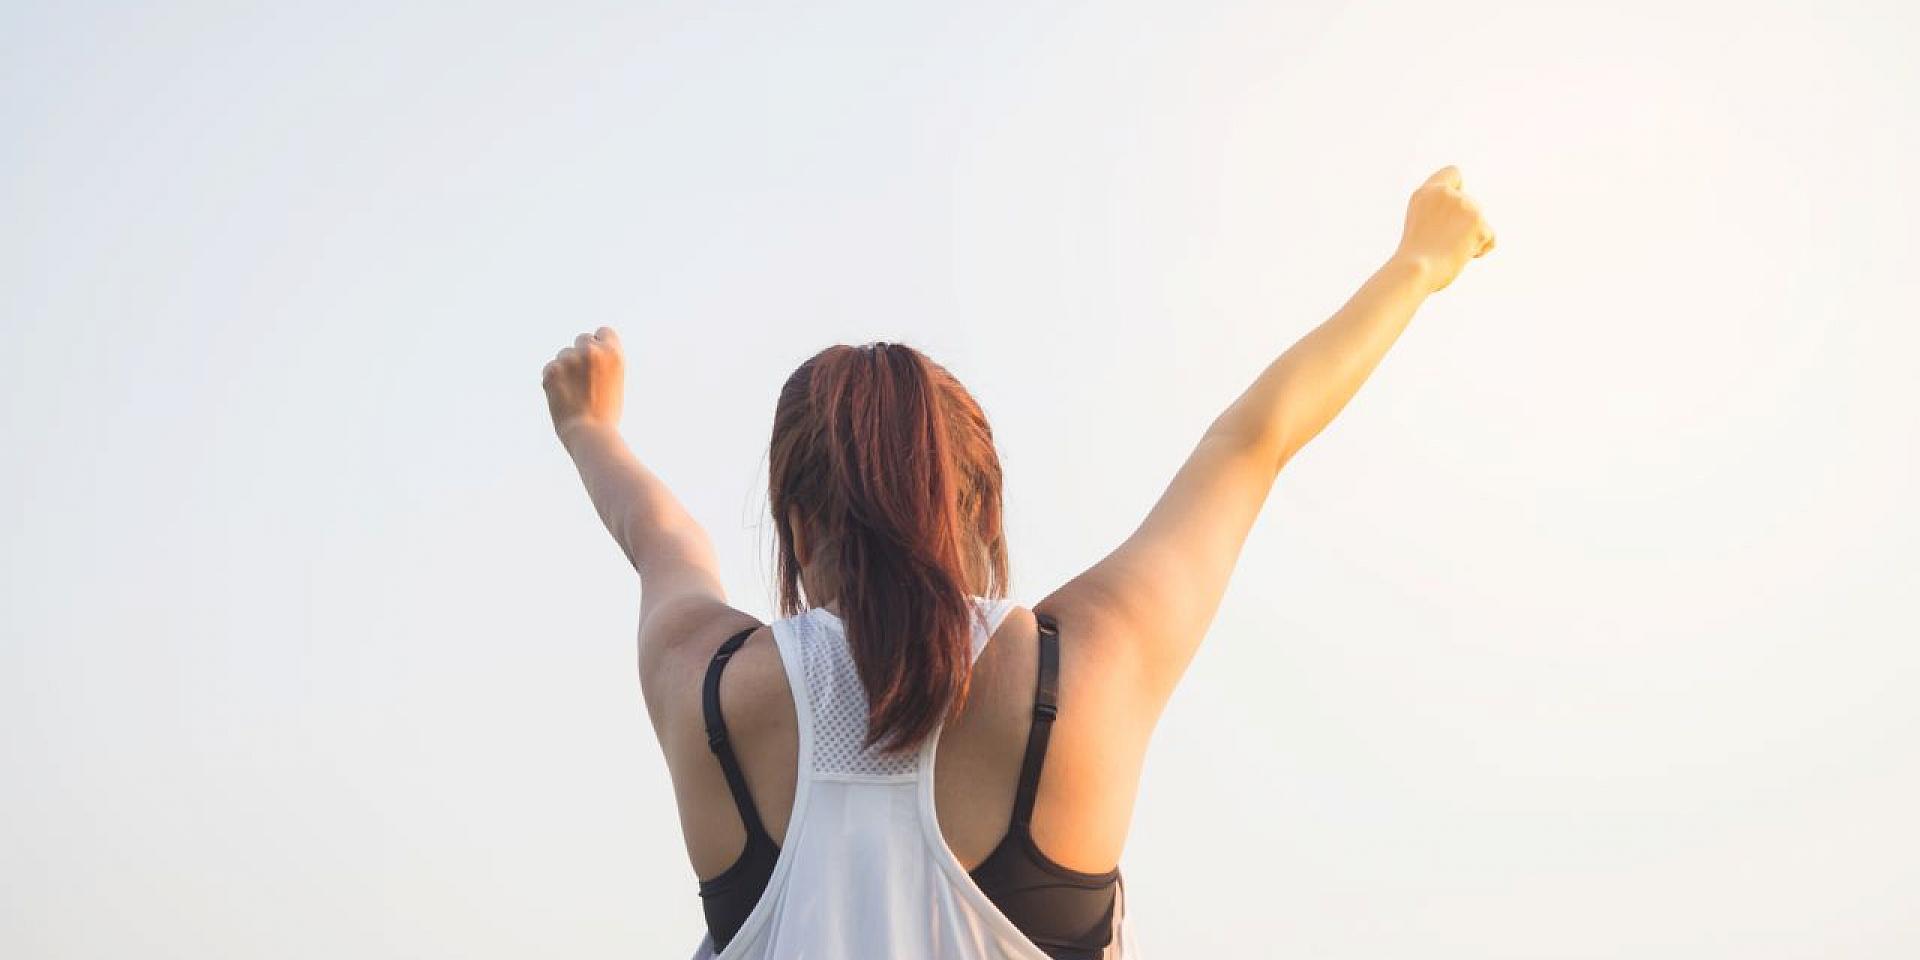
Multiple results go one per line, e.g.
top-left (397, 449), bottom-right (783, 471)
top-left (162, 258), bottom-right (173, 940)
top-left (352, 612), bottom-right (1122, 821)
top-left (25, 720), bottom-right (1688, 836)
top-left (1038, 426), bottom-right (1283, 709)
top-left (633, 515), bottom-right (726, 625)
top-left (629, 517), bottom-right (752, 691)
top-left (631, 573), bottom-right (763, 748)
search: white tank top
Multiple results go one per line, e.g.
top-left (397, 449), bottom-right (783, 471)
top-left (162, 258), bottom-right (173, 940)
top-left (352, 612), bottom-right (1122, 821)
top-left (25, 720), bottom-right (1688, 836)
top-left (686, 596), bottom-right (1142, 959)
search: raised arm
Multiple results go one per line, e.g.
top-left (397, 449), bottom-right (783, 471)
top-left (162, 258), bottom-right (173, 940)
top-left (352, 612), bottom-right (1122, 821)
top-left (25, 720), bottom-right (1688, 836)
top-left (1038, 166), bottom-right (1496, 706)
top-left (543, 327), bottom-right (737, 669)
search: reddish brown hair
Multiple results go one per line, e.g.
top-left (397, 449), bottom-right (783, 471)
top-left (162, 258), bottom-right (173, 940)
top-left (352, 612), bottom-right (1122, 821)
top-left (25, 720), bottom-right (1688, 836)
top-left (769, 341), bottom-right (1009, 753)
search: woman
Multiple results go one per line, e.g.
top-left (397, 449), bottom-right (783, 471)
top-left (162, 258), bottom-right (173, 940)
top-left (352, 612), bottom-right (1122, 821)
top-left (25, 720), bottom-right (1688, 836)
top-left (542, 166), bottom-right (1495, 959)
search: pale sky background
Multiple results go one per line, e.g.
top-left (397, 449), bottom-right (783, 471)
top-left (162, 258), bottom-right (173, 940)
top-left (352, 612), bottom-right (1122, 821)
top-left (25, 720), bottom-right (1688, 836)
top-left (4, 1), bottom-right (1916, 957)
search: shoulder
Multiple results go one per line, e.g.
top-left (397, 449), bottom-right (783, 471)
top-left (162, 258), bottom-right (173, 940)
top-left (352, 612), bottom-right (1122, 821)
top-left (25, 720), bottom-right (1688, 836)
top-left (980, 595), bottom-right (1136, 688)
top-left (636, 598), bottom-right (784, 750)
top-left (971, 598), bottom-right (1128, 723)
top-left (1033, 582), bottom-right (1148, 679)
top-left (1030, 585), bottom-right (1162, 742)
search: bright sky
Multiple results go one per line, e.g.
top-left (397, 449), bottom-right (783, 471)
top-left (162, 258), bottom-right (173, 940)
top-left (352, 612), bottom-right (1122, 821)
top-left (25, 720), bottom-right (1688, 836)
top-left (4, 2), bottom-right (1916, 957)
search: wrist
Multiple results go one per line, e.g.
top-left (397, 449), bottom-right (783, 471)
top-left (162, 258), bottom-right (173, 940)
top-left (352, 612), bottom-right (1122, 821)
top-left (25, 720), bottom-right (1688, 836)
top-left (556, 415), bottom-right (618, 452)
top-left (1381, 250), bottom-right (1437, 294)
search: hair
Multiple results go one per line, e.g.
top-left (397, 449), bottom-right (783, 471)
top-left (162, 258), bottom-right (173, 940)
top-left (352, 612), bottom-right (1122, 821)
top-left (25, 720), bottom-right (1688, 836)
top-left (769, 341), bottom-right (1009, 753)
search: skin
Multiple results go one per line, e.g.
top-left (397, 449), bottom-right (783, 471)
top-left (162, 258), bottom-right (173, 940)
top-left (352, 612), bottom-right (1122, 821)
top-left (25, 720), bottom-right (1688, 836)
top-left (542, 165), bottom-right (1495, 889)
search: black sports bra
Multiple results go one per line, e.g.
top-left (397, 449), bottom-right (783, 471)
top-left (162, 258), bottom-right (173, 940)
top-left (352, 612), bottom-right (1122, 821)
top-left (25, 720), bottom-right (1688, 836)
top-left (696, 611), bottom-right (1122, 959)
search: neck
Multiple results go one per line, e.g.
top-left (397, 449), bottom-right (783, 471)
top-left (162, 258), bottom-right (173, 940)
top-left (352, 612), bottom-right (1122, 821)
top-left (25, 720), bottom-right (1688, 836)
top-left (797, 550), bottom-right (990, 615)
top-left (799, 557), bottom-right (839, 614)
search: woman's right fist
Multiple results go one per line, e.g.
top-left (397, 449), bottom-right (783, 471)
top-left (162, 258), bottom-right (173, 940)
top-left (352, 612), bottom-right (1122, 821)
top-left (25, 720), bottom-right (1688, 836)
top-left (1393, 166), bottom-right (1496, 294)
top-left (542, 326), bottom-right (626, 442)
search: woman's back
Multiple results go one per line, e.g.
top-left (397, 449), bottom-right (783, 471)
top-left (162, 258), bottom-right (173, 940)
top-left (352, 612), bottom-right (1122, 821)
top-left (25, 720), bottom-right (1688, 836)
top-left (667, 596), bottom-right (1146, 959)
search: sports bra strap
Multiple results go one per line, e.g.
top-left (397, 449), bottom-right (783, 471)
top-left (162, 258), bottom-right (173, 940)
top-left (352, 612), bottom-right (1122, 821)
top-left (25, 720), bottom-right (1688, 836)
top-left (1008, 611), bottom-right (1062, 829)
top-left (702, 624), bottom-right (774, 844)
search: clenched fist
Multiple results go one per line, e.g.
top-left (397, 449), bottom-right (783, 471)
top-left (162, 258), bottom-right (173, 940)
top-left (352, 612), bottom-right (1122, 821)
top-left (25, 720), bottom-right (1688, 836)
top-left (542, 326), bottom-right (625, 440)
top-left (1393, 166), bottom-right (1496, 294)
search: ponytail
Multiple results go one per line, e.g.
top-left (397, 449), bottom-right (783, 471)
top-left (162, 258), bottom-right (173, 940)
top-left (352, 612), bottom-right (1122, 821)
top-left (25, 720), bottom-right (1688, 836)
top-left (769, 342), bottom-right (1008, 752)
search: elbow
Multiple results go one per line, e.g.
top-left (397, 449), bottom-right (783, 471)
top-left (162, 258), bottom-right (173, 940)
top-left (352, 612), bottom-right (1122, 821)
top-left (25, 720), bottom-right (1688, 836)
top-left (1205, 412), bottom-right (1295, 477)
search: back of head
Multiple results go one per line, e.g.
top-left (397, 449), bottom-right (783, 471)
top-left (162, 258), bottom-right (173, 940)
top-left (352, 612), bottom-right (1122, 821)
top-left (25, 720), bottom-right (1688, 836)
top-left (768, 341), bottom-right (1009, 753)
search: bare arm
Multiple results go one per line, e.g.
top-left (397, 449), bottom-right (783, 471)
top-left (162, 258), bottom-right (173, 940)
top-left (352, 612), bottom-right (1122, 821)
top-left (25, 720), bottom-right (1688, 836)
top-left (556, 418), bottom-right (726, 602)
top-left (543, 328), bottom-right (739, 672)
top-left (1214, 253), bottom-right (1434, 471)
top-left (1040, 166), bottom-right (1496, 705)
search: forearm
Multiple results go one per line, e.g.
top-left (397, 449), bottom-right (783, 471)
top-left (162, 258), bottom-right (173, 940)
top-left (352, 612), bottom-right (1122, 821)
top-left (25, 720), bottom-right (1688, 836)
top-left (558, 418), bottom-right (719, 582)
top-left (1211, 253), bottom-right (1434, 471)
